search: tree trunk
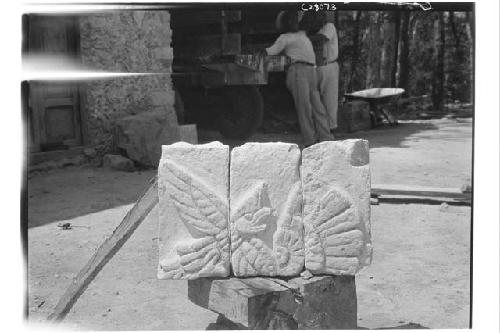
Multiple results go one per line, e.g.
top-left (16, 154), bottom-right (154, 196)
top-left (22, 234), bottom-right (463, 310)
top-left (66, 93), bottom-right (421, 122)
top-left (448, 11), bottom-right (462, 58)
top-left (348, 11), bottom-right (362, 92)
top-left (391, 11), bottom-right (401, 87)
top-left (398, 11), bottom-right (411, 96)
top-left (465, 12), bottom-right (474, 103)
top-left (432, 12), bottom-right (445, 109)
top-left (379, 12), bottom-right (396, 87)
top-left (365, 12), bottom-right (382, 88)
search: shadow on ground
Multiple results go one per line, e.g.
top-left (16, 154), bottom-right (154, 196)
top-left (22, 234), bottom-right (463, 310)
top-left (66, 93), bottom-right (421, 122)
top-left (205, 314), bottom-right (429, 330)
top-left (199, 121), bottom-right (442, 150)
top-left (27, 117), bottom-right (470, 228)
top-left (343, 122), bottom-right (439, 149)
top-left (27, 166), bottom-right (157, 228)
top-left (360, 322), bottom-right (429, 329)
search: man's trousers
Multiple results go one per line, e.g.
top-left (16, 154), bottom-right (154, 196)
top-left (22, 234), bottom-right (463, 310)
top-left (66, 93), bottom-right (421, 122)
top-left (286, 63), bottom-right (333, 146)
top-left (317, 61), bottom-right (339, 130)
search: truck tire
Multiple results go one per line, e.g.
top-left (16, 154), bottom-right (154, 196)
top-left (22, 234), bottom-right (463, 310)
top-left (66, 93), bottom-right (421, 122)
top-left (216, 86), bottom-right (264, 140)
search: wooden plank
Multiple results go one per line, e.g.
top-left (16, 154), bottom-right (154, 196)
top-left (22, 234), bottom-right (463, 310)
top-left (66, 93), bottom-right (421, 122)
top-left (265, 55), bottom-right (290, 72)
top-left (201, 62), bottom-right (267, 87)
top-left (171, 10), bottom-right (241, 28)
top-left (374, 194), bottom-right (471, 206)
top-left (371, 183), bottom-right (471, 200)
top-left (174, 33), bottom-right (241, 60)
top-left (188, 275), bottom-right (357, 329)
top-left (47, 177), bottom-right (159, 322)
top-left (43, 97), bottom-right (74, 108)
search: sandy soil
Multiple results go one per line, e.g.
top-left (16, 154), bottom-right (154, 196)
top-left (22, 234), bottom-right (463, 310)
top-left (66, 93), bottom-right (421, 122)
top-left (27, 117), bottom-right (472, 329)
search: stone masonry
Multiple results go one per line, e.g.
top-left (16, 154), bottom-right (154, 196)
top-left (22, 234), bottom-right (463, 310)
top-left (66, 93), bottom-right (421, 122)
top-left (79, 11), bottom-right (176, 156)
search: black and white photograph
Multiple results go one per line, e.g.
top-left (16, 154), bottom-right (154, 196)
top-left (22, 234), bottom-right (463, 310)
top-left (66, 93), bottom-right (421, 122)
top-left (9, 0), bottom-right (497, 331)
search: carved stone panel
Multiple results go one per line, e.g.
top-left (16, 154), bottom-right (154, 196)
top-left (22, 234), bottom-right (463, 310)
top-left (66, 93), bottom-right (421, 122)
top-left (157, 142), bottom-right (230, 279)
top-left (301, 140), bottom-right (372, 275)
top-left (230, 143), bottom-right (304, 277)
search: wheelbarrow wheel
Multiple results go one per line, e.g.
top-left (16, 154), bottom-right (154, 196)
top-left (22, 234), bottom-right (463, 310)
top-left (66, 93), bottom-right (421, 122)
top-left (215, 86), bottom-right (264, 140)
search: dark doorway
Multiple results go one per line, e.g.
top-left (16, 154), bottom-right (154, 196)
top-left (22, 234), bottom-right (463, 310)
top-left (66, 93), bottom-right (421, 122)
top-left (24, 15), bottom-right (82, 152)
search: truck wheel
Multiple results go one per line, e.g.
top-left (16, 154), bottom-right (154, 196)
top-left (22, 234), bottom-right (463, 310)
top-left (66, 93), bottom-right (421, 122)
top-left (216, 86), bottom-right (264, 140)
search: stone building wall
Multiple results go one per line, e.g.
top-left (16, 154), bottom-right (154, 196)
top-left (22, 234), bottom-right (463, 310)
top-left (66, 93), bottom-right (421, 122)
top-left (79, 10), bottom-right (175, 155)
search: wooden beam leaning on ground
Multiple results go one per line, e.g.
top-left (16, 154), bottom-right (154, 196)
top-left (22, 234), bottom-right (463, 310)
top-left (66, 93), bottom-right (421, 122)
top-left (371, 183), bottom-right (472, 205)
top-left (47, 177), bottom-right (159, 322)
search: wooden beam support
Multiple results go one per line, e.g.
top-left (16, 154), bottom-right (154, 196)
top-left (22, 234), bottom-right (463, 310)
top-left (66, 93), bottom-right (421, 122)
top-left (188, 275), bottom-right (357, 329)
top-left (47, 177), bottom-right (159, 322)
top-left (171, 10), bottom-right (241, 28)
top-left (174, 33), bottom-right (241, 60)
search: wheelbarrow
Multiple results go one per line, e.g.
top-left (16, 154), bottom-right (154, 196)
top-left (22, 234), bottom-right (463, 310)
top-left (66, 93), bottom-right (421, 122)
top-left (344, 88), bottom-right (405, 127)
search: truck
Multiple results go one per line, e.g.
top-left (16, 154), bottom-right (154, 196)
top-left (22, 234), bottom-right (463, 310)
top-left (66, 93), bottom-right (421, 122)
top-left (170, 8), bottom-right (293, 140)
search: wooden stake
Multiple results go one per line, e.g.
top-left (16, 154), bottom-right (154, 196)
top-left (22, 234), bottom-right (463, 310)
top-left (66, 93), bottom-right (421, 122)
top-left (47, 177), bottom-right (159, 322)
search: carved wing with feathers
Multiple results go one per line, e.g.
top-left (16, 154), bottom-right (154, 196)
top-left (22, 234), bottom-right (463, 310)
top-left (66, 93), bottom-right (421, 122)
top-left (158, 160), bottom-right (229, 279)
top-left (304, 187), bottom-right (366, 275)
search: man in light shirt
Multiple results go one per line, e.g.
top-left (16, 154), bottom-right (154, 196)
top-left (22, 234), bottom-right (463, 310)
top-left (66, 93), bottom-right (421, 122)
top-left (305, 12), bottom-right (340, 136)
top-left (264, 11), bottom-right (333, 147)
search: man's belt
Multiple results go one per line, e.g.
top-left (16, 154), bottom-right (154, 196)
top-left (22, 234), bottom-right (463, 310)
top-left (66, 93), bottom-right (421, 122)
top-left (291, 61), bottom-right (315, 66)
top-left (318, 59), bottom-right (338, 66)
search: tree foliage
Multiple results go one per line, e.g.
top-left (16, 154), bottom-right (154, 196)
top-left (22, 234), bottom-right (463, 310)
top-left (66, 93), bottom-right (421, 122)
top-left (334, 10), bottom-right (473, 105)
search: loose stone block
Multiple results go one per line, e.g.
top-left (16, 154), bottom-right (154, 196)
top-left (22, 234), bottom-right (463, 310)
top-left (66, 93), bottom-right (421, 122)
top-left (150, 90), bottom-right (174, 106)
top-left (179, 124), bottom-right (198, 144)
top-left (157, 142), bottom-right (230, 279)
top-left (230, 142), bottom-right (304, 277)
top-left (116, 109), bottom-right (179, 166)
top-left (102, 154), bottom-right (135, 172)
top-left (301, 140), bottom-right (372, 275)
top-left (340, 101), bottom-right (372, 133)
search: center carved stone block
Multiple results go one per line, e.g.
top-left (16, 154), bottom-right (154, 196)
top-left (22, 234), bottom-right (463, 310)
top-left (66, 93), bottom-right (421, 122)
top-left (229, 142), bottom-right (304, 277)
top-left (157, 140), bottom-right (371, 279)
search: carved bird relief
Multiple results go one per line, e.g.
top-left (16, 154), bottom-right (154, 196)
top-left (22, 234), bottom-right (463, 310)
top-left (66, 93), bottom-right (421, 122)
top-left (158, 160), bottom-right (229, 279)
top-left (231, 181), bottom-right (304, 277)
top-left (304, 187), bottom-right (365, 275)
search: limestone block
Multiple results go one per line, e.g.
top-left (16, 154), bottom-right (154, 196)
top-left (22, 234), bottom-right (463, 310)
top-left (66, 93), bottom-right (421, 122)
top-left (132, 11), bottom-right (145, 27)
top-left (152, 46), bottom-right (174, 60)
top-left (102, 154), bottom-right (135, 172)
top-left (116, 109), bottom-right (179, 166)
top-left (150, 90), bottom-right (174, 107)
top-left (157, 142), bottom-right (230, 279)
top-left (179, 124), bottom-right (198, 144)
top-left (230, 143), bottom-right (304, 277)
top-left (301, 140), bottom-right (372, 275)
top-left (341, 101), bottom-right (372, 132)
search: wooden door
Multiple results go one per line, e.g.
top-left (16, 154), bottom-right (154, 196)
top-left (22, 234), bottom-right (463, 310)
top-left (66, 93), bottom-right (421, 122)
top-left (26, 15), bottom-right (81, 152)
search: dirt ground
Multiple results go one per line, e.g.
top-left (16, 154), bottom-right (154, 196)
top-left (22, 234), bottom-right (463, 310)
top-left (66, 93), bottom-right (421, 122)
top-left (26, 117), bottom-right (472, 329)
